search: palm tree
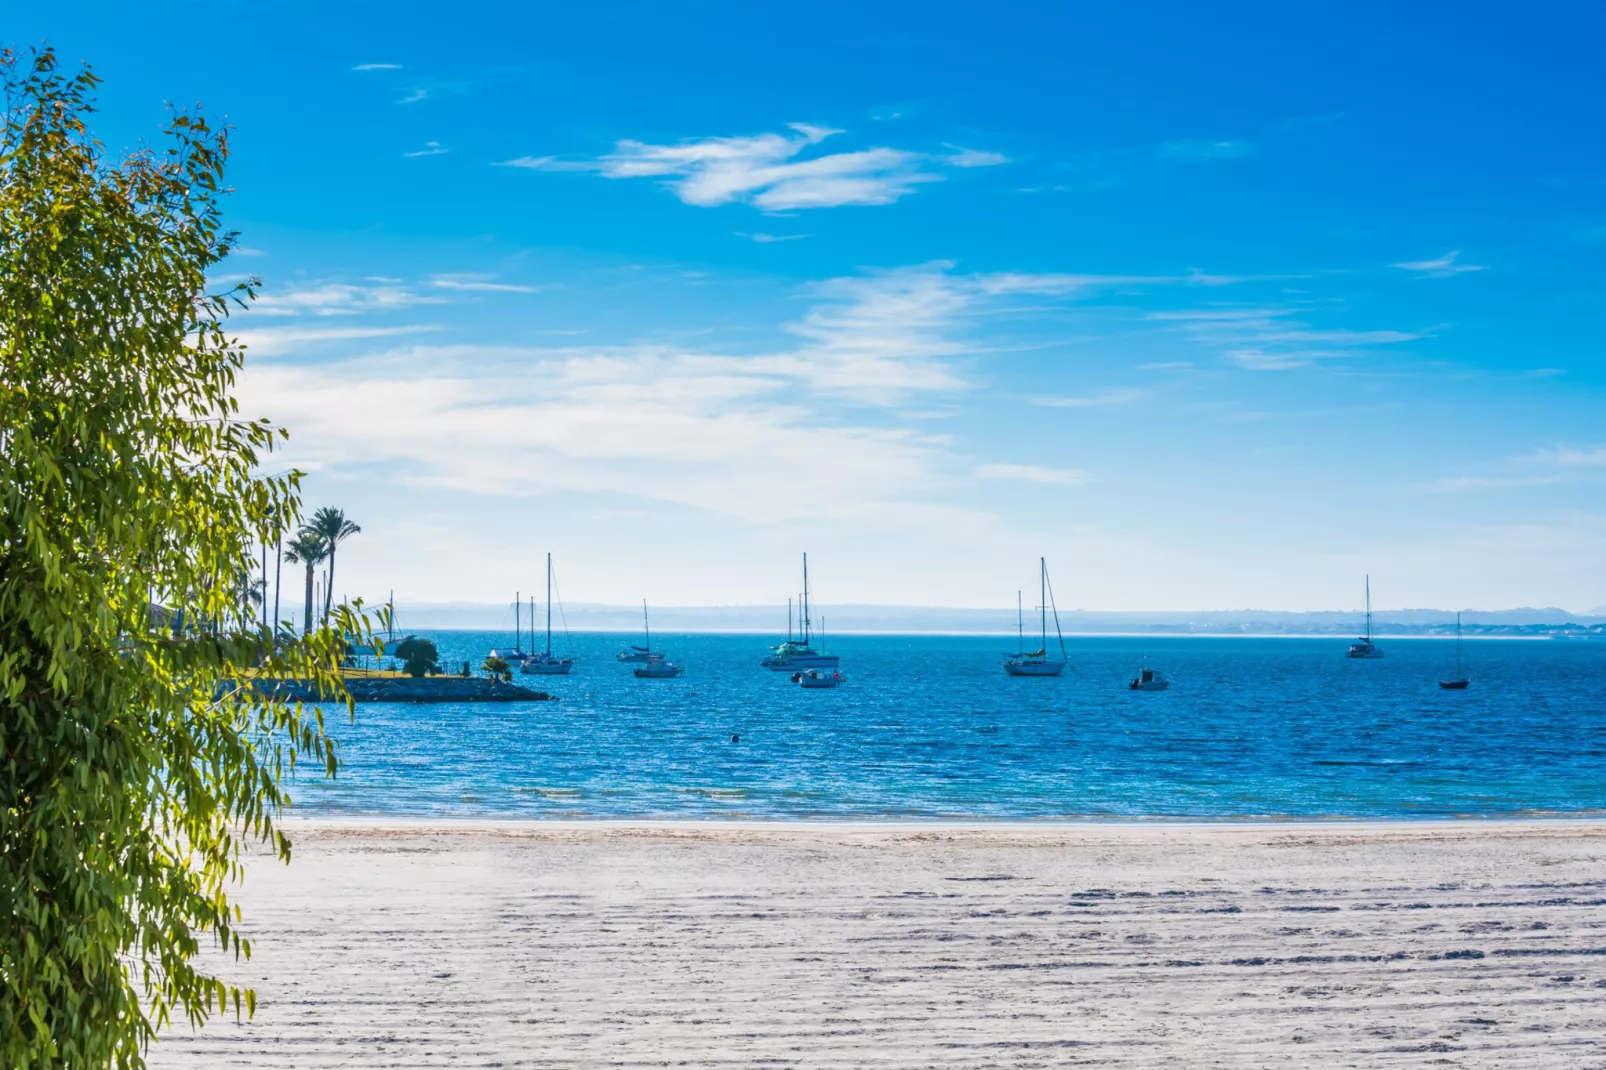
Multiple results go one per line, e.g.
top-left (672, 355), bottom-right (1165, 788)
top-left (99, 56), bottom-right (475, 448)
top-left (302, 507), bottom-right (361, 625)
top-left (283, 531), bottom-right (327, 636)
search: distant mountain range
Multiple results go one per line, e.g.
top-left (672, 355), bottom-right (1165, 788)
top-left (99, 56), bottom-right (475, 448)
top-left (388, 602), bottom-right (1606, 638)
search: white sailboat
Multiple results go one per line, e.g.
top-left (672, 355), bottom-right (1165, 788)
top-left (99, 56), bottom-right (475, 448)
top-left (1347, 575), bottom-right (1385, 659)
top-left (521, 553), bottom-right (575, 675)
top-left (1004, 558), bottom-right (1068, 677)
top-left (761, 553), bottom-right (840, 671)
top-left (632, 601), bottom-right (684, 678)
top-left (487, 589), bottom-right (528, 665)
top-left (1439, 612), bottom-right (1470, 689)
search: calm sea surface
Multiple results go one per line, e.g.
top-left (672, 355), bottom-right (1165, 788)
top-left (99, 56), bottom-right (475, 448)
top-left (291, 632), bottom-right (1606, 820)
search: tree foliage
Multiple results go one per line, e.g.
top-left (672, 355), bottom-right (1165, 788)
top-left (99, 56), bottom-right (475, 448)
top-left (0, 49), bottom-right (373, 1068)
top-left (481, 655), bottom-right (513, 683)
top-left (393, 636), bottom-right (438, 678)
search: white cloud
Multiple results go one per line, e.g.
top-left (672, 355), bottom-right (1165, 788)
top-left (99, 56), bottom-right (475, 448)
top-left (398, 88), bottom-right (427, 105)
top-left (1424, 474), bottom-right (1563, 493)
top-left (1158, 139), bottom-right (1255, 161)
top-left (1394, 250), bottom-right (1486, 277)
top-left (234, 324), bottom-right (444, 357)
top-left (250, 281), bottom-right (445, 317)
top-left (1150, 306), bottom-right (1420, 371)
top-left (500, 124), bottom-right (1009, 211)
top-left (405, 141), bottom-right (448, 157)
top-left (428, 274), bottom-right (540, 293)
top-left (974, 463), bottom-right (1087, 486)
top-left (739, 232), bottom-right (809, 243)
top-left (1030, 389), bottom-right (1143, 409)
top-left (353, 63), bottom-right (401, 71)
top-left (944, 146), bottom-right (1011, 168)
top-left (1536, 445), bottom-right (1606, 467)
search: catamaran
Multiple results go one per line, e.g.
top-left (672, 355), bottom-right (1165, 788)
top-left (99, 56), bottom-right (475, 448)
top-left (761, 553), bottom-right (840, 671)
top-left (1347, 575), bottom-right (1385, 659)
top-left (1439, 612), bottom-right (1470, 689)
top-left (521, 553), bottom-right (575, 675)
top-left (1004, 558), bottom-right (1068, 677)
top-left (631, 601), bottom-right (684, 678)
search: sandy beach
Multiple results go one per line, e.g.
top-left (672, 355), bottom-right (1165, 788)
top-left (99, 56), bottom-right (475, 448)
top-left (150, 820), bottom-right (1606, 1068)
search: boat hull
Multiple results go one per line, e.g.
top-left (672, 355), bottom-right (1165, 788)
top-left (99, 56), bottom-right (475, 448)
top-left (521, 658), bottom-right (574, 675)
top-left (1346, 643), bottom-right (1384, 659)
top-left (1130, 681), bottom-right (1169, 691)
top-left (1439, 678), bottom-right (1471, 690)
top-left (763, 653), bottom-right (840, 671)
top-left (634, 665), bottom-right (684, 678)
top-left (1004, 660), bottom-right (1067, 677)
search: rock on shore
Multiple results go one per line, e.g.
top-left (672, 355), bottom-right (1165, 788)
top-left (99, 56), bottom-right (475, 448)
top-left (250, 676), bottom-right (557, 703)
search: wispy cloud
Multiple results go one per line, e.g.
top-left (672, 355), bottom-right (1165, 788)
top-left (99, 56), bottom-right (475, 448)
top-left (944, 145), bottom-right (1011, 168)
top-left (1158, 139), bottom-right (1256, 162)
top-left (974, 463), bottom-right (1087, 486)
top-left (1536, 444), bottom-right (1606, 467)
top-left (251, 281), bottom-right (446, 317)
top-left (428, 274), bottom-right (540, 294)
top-left (235, 324), bottom-right (444, 357)
top-left (499, 124), bottom-right (1008, 211)
top-left (397, 88), bottom-right (428, 105)
top-left (737, 232), bottom-right (809, 243)
top-left (1149, 306), bottom-right (1420, 371)
top-left (1030, 389), bottom-right (1144, 408)
top-left (1424, 474), bottom-right (1563, 493)
top-left (353, 63), bottom-right (401, 71)
top-left (1394, 250), bottom-right (1486, 277)
top-left (405, 141), bottom-right (448, 158)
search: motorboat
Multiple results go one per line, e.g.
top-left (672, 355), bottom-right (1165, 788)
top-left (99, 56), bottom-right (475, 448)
top-left (634, 653), bottom-right (685, 679)
top-left (521, 552), bottom-right (575, 675)
top-left (1346, 575), bottom-right (1385, 659)
top-left (1129, 667), bottom-right (1170, 691)
top-left (1439, 612), bottom-right (1471, 690)
top-left (761, 554), bottom-right (840, 671)
top-left (797, 668), bottom-right (844, 688)
top-left (1004, 558), bottom-right (1068, 677)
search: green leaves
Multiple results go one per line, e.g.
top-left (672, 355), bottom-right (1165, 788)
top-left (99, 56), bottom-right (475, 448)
top-left (0, 47), bottom-right (374, 1069)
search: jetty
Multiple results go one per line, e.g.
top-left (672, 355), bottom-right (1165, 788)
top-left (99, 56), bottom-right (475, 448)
top-left (243, 674), bottom-right (557, 704)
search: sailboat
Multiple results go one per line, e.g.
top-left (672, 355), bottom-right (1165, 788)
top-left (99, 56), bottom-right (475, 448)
top-left (760, 553), bottom-right (840, 671)
top-left (1439, 612), bottom-right (1471, 689)
top-left (521, 553), bottom-right (575, 675)
top-left (632, 601), bottom-right (684, 678)
top-left (487, 590), bottom-right (529, 665)
top-left (1004, 558), bottom-right (1068, 676)
top-left (1346, 575), bottom-right (1385, 659)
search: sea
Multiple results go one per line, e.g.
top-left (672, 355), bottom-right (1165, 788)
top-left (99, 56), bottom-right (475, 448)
top-left (290, 631), bottom-right (1606, 821)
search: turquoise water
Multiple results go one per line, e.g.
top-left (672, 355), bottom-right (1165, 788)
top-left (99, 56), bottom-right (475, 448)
top-left (291, 632), bottom-right (1606, 820)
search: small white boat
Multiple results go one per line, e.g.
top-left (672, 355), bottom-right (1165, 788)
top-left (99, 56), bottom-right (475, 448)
top-left (797, 668), bottom-right (844, 688)
top-left (634, 654), bottom-right (685, 679)
top-left (521, 553), bottom-right (575, 675)
top-left (1129, 667), bottom-right (1170, 691)
top-left (629, 602), bottom-right (683, 678)
top-left (1346, 575), bottom-right (1385, 659)
top-left (761, 554), bottom-right (840, 670)
top-left (616, 645), bottom-right (653, 663)
top-left (1004, 558), bottom-right (1068, 677)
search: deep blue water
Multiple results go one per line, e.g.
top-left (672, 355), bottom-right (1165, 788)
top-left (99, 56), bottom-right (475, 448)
top-left (290, 631), bottom-right (1606, 820)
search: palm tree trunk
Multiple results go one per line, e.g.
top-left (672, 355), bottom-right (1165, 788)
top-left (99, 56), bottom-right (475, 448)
top-left (323, 547), bottom-right (336, 624)
top-left (303, 562), bottom-right (314, 635)
top-left (273, 533), bottom-right (283, 650)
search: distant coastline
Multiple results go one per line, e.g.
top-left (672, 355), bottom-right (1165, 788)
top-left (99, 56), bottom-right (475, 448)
top-left (379, 601), bottom-right (1606, 639)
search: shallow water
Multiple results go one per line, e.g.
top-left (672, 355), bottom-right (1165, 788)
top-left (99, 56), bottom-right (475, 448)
top-left (290, 632), bottom-right (1606, 820)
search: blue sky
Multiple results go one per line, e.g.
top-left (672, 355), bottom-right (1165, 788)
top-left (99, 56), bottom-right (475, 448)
top-left (18, 1), bottom-right (1606, 610)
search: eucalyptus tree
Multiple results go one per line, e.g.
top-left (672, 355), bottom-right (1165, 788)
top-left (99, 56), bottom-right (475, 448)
top-left (0, 49), bottom-right (375, 1069)
top-left (283, 530), bottom-right (327, 637)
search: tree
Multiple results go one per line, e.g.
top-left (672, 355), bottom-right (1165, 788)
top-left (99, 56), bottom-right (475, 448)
top-left (301, 506), bottom-right (359, 625)
top-left (393, 635), bottom-right (439, 678)
top-left (282, 530), bottom-right (326, 636)
top-left (0, 50), bottom-right (374, 1069)
top-left (482, 654), bottom-right (513, 683)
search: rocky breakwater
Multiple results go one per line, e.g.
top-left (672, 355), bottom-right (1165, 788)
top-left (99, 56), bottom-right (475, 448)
top-left (246, 676), bottom-right (557, 703)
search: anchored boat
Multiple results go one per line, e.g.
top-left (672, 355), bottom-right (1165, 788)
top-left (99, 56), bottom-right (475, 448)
top-left (1439, 612), bottom-right (1471, 690)
top-left (521, 552), bottom-right (575, 675)
top-left (1004, 558), bottom-right (1068, 677)
top-left (761, 553), bottom-right (840, 671)
top-left (1346, 575), bottom-right (1385, 659)
top-left (630, 601), bottom-right (684, 678)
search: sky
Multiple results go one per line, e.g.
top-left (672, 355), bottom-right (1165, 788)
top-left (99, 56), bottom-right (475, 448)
top-left (15, 1), bottom-right (1606, 612)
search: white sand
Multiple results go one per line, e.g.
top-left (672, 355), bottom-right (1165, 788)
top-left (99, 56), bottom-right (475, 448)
top-left (151, 820), bottom-right (1606, 1067)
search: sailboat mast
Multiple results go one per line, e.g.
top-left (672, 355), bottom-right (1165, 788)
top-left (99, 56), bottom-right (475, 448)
top-left (802, 552), bottom-right (811, 644)
top-left (1017, 589), bottom-right (1023, 652)
top-left (1456, 612), bottom-right (1462, 676)
top-left (1039, 557), bottom-right (1047, 650)
top-left (515, 590), bottom-right (521, 655)
top-left (546, 552), bottom-right (554, 657)
top-left (1365, 574), bottom-right (1372, 642)
top-left (643, 599), bottom-right (650, 653)
top-left (787, 597), bottom-right (793, 643)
